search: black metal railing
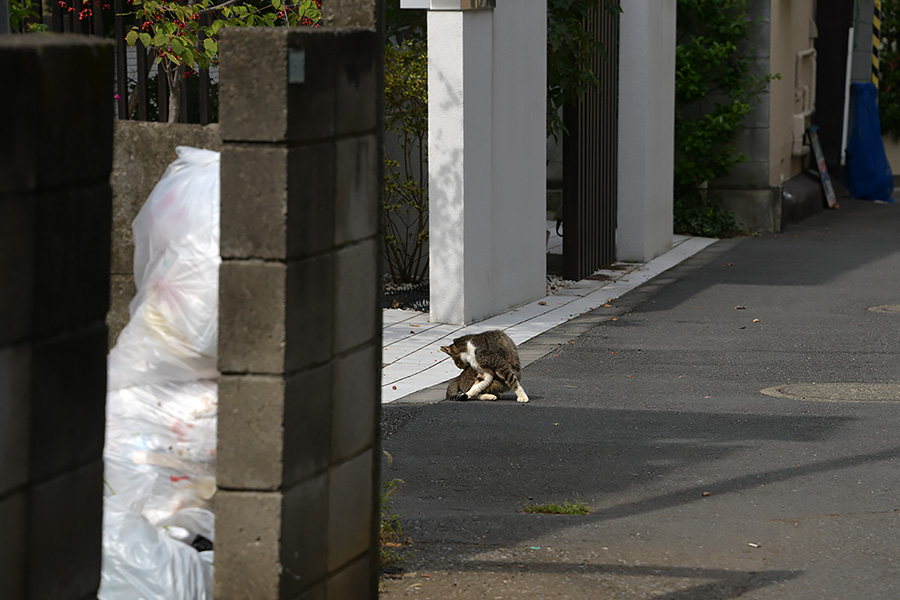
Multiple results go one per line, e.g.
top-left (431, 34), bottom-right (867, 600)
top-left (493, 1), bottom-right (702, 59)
top-left (561, 5), bottom-right (618, 280)
top-left (36, 0), bottom-right (215, 123)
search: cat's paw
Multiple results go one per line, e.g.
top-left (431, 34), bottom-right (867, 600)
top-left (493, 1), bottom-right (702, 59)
top-left (516, 394), bottom-right (530, 403)
top-left (476, 394), bottom-right (497, 401)
top-left (454, 392), bottom-right (469, 401)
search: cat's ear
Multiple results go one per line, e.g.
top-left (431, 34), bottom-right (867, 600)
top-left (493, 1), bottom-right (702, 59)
top-left (439, 346), bottom-right (451, 355)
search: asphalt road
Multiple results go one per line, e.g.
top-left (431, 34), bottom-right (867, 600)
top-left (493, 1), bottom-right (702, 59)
top-left (380, 197), bottom-right (900, 599)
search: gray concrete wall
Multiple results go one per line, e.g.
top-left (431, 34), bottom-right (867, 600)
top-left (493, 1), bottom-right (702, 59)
top-left (109, 121), bottom-right (222, 348)
top-left (215, 26), bottom-right (383, 599)
top-left (851, 0), bottom-right (875, 84)
top-left (0, 34), bottom-right (113, 600)
top-left (708, 0), bottom-right (779, 232)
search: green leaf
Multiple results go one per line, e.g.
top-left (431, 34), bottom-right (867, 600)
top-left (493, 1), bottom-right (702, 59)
top-left (125, 30), bottom-right (139, 46)
top-left (139, 32), bottom-right (152, 47)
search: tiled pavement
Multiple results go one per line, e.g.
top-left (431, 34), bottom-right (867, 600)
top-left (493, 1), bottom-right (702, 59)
top-left (381, 231), bottom-right (717, 403)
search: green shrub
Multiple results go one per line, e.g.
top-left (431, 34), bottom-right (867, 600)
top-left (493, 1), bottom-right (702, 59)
top-left (674, 0), bottom-right (774, 236)
top-left (383, 38), bottom-right (429, 284)
top-left (880, 0), bottom-right (900, 138)
top-left (673, 191), bottom-right (739, 238)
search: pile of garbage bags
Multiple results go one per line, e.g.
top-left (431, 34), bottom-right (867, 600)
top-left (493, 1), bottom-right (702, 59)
top-left (100, 147), bottom-right (221, 600)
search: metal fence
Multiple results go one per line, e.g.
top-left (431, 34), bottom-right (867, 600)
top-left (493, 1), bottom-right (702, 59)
top-left (561, 5), bottom-right (619, 281)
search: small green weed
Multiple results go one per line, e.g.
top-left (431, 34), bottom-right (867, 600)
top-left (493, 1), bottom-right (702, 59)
top-left (521, 500), bottom-right (591, 515)
top-left (380, 478), bottom-right (410, 567)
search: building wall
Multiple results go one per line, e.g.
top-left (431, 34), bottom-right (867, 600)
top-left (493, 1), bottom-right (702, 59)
top-left (884, 136), bottom-right (900, 177)
top-left (712, 0), bottom-right (777, 232)
top-left (712, 0), bottom-right (820, 232)
top-left (769, 0), bottom-right (816, 186)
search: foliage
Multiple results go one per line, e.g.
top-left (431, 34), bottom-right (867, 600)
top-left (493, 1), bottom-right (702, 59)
top-left (385, 0), bottom-right (424, 41)
top-left (522, 499), bottom-right (591, 515)
top-left (123, 0), bottom-right (320, 122)
top-left (8, 0), bottom-right (48, 32)
top-left (673, 0), bottom-right (774, 235)
top-left (380, 478), bottom-right (410, 567)
top-left (384, 38), bottom-right (429, 284)
top-left (880, 0), bottom-right (900, 138)
top-left (673, 190), bottom-right (738, 238)
top-left (546, 0), bottom-right (621, 139)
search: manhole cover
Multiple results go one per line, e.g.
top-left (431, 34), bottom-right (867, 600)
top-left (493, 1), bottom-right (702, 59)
top-left (868, 305), bottom-right (900, 314)
top-left (761, 383), bottom-right (900, 403)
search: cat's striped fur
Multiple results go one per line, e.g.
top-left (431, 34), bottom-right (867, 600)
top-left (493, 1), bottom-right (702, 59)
top-left (440, 330), bottom-right (529, 403)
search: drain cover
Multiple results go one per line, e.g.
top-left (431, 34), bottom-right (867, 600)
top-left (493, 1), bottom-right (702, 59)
top-left (868, 305), bottom-right (900, 314)
top-left (761, 383), bottom-right (900, 403)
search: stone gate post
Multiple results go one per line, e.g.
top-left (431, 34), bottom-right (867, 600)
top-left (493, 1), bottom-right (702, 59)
top-left (0, 35), bottom-right (113, 600)
top-left (616, 0), bottom-right (677, 262)
top-left (215, 27), bottom-right (382, 599)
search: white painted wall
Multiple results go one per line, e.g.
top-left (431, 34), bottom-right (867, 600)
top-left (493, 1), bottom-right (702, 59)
top-left (616, 0), bottom-right (676, 262)
top-left (427, 2), bottom-right (546, 324)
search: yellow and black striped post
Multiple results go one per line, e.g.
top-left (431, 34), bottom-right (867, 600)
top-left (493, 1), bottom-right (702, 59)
top-left (874, 0), bottom-right (882, 88)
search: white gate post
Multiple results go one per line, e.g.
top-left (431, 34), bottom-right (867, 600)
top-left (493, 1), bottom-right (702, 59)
top-left (404, 0), bottom-right (546, 325)
top-left (617, 0), bottom-right (677, 262)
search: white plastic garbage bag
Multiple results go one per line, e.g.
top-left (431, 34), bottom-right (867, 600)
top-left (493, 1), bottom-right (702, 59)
top-left (108, 146), bottom-right (221, 390)
top-left (100, 147), bottom-right (220, 600)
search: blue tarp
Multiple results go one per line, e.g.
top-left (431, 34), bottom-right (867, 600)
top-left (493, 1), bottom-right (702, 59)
top-left (845, 82), bottom-right (894, 202)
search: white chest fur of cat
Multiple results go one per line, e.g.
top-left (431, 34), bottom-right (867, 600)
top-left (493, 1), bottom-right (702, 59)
top-left (439, 330), bottom-right (529, 403)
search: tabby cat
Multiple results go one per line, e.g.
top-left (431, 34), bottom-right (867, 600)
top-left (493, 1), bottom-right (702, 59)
top-left (439, 330), bottom-right (529, 403)
top-left (445, 367), bottom-right (509, 401)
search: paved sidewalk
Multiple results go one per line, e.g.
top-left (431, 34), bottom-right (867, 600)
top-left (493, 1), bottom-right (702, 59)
top-left (380, 197), bottom-right (900, 599)
top-left (382, 234), bottom-right (717, 403)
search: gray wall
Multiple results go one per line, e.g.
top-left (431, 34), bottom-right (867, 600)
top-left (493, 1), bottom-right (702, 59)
top-left (851, 0), bottom-right (876, 84)
top-left (109, 121), bottom-right (222, 348)
top-left (214, 26), bottom-right (383, 599)
top-left (0, 34), bottom-right (113, 600)
top-left (709, 0), bottom-right (781, 233)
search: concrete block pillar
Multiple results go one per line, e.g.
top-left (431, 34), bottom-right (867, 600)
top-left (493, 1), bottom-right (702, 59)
top-left (216, 27), bottom-right (382, 600)
top-left (420, 0), bottom-right (546, 325)
top-left (616, 0), bottom-right (676, 262)
top-left (0, 35), bottom-right (113, 600)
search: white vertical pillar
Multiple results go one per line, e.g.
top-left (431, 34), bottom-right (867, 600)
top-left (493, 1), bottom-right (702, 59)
top-left (617, 0), bottom-right (677, 262)
top-left (426, 1), bottom-right (546, 325)
top-left (428, 9), bottom-right (493, 324)
top-left (490, 0), bottom-right (546, 320)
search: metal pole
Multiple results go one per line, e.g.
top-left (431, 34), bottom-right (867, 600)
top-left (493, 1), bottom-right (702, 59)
top-left (1, 0), bottom-right (11, 34)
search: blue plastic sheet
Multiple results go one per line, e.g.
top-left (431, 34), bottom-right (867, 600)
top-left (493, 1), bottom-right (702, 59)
top-left (845, 82), bottom-right (894, 202)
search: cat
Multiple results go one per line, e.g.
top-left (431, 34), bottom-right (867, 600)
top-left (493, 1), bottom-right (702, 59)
top-left (445, 367), bottom-right (509, 401)
top-left (439, 330), bottom-right (529, 403)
